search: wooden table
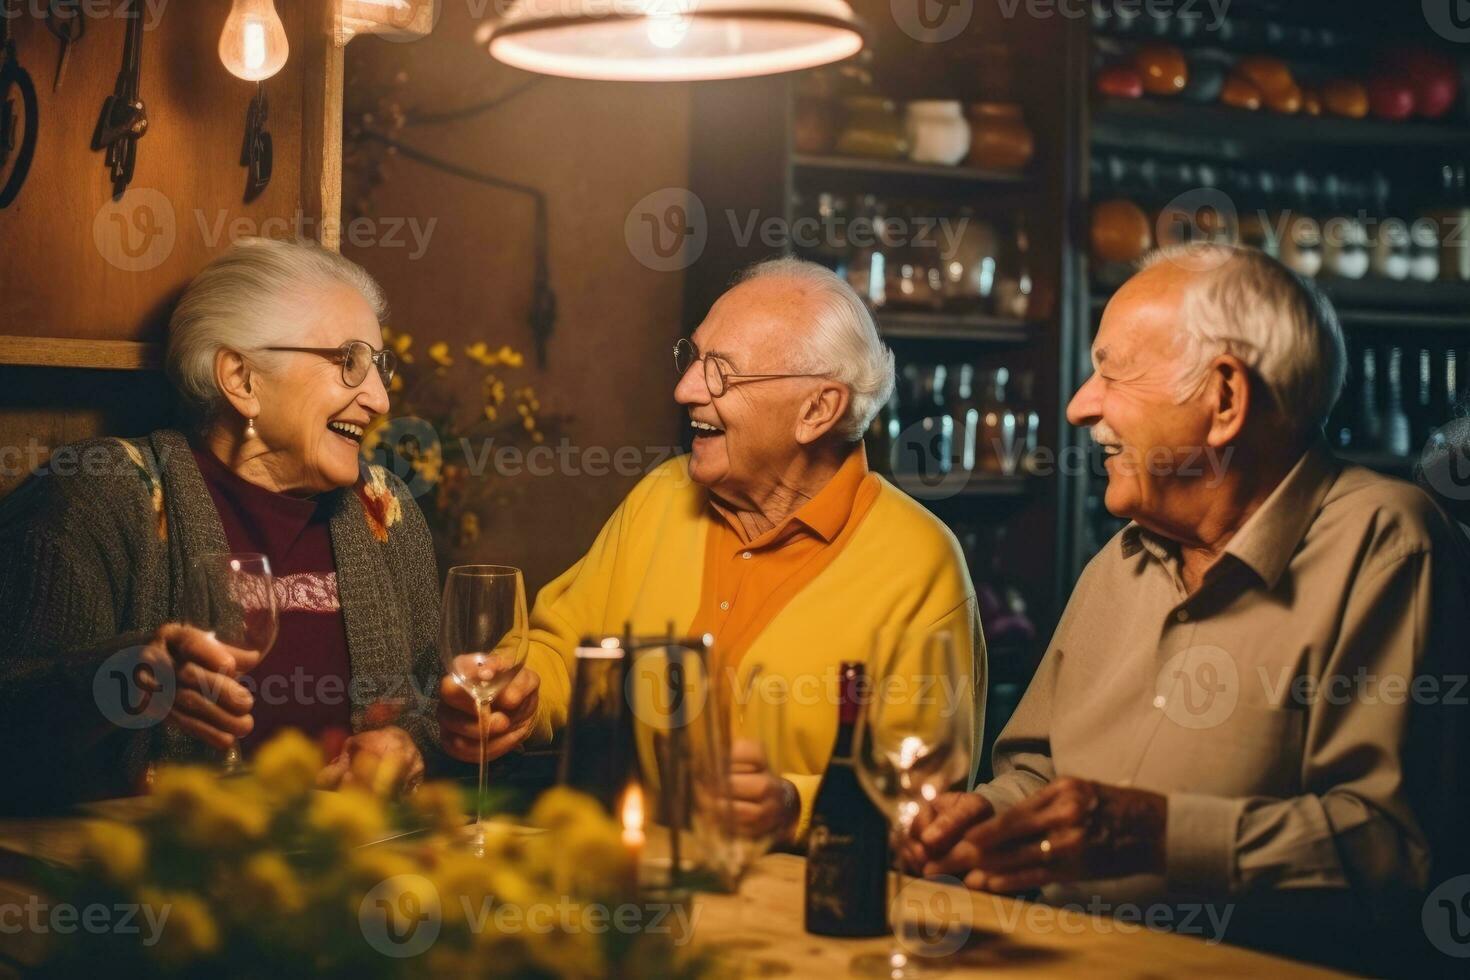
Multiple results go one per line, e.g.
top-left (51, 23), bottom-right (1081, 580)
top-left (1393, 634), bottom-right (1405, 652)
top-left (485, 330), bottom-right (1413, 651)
top-left (694, 854), bottom-right (1346, 979)
top-left (0, 805), bottom-right (1346, 979)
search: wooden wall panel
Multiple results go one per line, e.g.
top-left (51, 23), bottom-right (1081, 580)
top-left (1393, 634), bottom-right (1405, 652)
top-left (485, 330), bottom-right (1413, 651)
top-left (0, 0), bottom-right (331, 347)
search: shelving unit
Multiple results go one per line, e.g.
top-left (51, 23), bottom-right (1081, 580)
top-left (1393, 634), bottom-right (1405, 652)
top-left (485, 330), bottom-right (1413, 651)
top-left (1060, 0), bottom-right (1470, 585)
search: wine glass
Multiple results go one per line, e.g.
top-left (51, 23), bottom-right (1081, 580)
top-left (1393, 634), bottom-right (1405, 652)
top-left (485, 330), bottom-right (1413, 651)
top-left (183, 553), bottom-right (279, 774)
top-left (851, 625), bottom-right (972, 979)
top-left (439, 564), bottom-right (529, 854)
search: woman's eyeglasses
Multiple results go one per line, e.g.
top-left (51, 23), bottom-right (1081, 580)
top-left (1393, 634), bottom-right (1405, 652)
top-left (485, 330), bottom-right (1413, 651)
top-left (672, 337), bottom-right (824, 398)
top-left (263, 341), bottom-right (397, 389)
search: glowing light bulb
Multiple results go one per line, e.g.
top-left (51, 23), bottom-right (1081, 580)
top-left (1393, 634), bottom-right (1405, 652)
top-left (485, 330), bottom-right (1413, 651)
top-left (219, 0), bottom-right (289, 82)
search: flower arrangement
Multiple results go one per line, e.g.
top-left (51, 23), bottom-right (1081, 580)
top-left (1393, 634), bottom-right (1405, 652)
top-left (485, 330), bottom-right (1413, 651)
top-left (360, 327), bottom-right (561, 549)
top-left (40, 730), bottom-right (715, 979)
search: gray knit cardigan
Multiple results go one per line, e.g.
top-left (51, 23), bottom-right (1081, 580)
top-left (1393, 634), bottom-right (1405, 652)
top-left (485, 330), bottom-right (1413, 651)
top-left (0, 429), bottom-right (442, 808)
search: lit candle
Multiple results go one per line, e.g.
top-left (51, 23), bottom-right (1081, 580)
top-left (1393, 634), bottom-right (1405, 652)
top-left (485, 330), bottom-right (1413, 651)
top-left (620, 782), bottom-right (646, 853)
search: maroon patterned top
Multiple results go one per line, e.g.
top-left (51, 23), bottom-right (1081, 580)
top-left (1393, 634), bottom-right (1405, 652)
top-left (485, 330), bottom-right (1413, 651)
top-left (191, 444), bottom-right (353, 753)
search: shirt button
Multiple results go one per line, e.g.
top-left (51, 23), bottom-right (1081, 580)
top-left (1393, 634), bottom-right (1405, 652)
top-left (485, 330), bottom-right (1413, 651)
top-left (742, 551), bottom-right (752, 560)
top-left (1152, 695), bottom-right (1167, 709)
top-left (1175, 609), bottom-right (1190, 623)
top-left (719, 601), bottom-right (730, 611)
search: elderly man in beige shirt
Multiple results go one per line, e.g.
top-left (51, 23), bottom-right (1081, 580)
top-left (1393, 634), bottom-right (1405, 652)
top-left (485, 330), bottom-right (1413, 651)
top-left (904, 244), bottom-right (1469, 969)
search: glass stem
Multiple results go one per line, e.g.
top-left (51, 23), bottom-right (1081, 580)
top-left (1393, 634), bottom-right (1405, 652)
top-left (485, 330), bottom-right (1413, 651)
top-left (476, 698), bottom-right (489, 828)
top-left (888, 822), bottom-right (907, 969)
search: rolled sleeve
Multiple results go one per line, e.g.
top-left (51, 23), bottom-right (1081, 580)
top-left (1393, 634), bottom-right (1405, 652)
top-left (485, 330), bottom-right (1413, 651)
top-left (1165, 792), bottom-right (1244, 894)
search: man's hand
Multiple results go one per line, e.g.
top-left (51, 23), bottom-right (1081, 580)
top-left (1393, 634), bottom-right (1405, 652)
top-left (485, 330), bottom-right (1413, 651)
top-left (139, 623), bottom-right (259, 750)
top-left (437, 665), bottom-right (541, 764)
top-left (900, 791), bottom-right (996, 884)
top-left (726, 739), bottom-right (800, 842)
top-left (317, 725), bottom-right (425, 797)
top-left (903, 779), bottom-right (1167, 892)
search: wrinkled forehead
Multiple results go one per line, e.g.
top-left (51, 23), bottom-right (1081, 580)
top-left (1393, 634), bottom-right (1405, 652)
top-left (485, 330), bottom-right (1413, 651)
top-left (693, 279), bottom-right (811, 369)
top-left (1092, 270), bottom-right (1190, 372)
top-left (289, 284), bottom-right (383, 349)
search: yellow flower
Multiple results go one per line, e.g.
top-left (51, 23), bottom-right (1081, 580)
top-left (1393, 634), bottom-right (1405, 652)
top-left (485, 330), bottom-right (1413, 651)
top-left (410, 442), bottom-right (443, 485)
top-left (483, 406), bottom-right (498, 422)
top-left (253, 730), bottom-right (321, 801)
top-left (236, 851), bottom-right (306, 915)
top-left (388, 332), bottom-right (415, 364)
top-left (522, 415), bottom-right (536, 433)
top-left (349, 849), bottom-right (421, 889)
top-left (80, 820), bottom-right (146, 886)
top-left (532, 432), bottom-right (545, 444)
top-left (428, 341), bottom-right (453, 367)
top-left (307, 787), bottom-right (388, 846)
top-left (390, 374), bottom-right (404, 393)
top-left (153, 766), bottom-right (271, 846)
top-left (140, 887), bottom-right (219, 966)
top-left (457, 512), bottom-right (480, 546)
top-left (498, 345), bottom-right (525, 368)
top-left (359, 415), bottom-right (389, 457)
top-left (409, 781), bottom-right (467, 835)
top-left (528, 787), bottom-right (610, 833)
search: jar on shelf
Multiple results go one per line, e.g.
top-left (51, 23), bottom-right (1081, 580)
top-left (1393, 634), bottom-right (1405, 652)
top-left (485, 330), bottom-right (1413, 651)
top-left (966, 102), bottom-right (1034, 172)
top-left (976, 367), bottom-right (1021, 475)
top-left (905, 100), bottom-right (970, 166)
top-left (885, 205), bottom-right (944, 311)
top-left (835, 96), bottom-right (909, 160)
top-left (993, 214), bottom-right (1034, 319)
top-left (939, 207), bottom-right (998, 313)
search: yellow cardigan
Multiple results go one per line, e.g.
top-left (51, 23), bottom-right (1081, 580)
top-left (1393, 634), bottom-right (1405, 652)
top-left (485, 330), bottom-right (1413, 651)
top-left (524, 455), bottom-right (986, 836)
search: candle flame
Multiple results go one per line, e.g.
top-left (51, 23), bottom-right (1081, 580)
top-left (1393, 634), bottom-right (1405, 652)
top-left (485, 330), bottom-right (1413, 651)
top-left (620, 782), bottom-right (646, 847)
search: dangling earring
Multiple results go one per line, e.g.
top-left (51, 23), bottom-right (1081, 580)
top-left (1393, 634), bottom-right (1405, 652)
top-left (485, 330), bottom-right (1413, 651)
top-left (245, 417), bottom-right (257, 439)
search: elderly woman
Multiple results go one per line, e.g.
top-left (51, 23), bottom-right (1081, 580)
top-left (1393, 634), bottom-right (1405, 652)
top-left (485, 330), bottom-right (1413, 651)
top-left (0, 238), bottom-right (542, 809)
top-left (439, 256), bottom-right (985, 840)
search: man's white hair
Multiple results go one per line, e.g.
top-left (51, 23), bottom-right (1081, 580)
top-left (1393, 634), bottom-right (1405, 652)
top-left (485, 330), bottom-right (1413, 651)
top-left (1139, 244), bottom-right (1346, 438)
top-left (167, 237), bottom-right (387, 424)
top-left (737, 256), bottom-right (895, 443)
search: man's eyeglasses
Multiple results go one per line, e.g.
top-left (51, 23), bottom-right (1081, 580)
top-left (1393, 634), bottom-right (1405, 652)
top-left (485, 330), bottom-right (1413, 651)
top-left (263, 341), bottom-right (397, 389)
top-left (673, 338), bottom-right (825, 398)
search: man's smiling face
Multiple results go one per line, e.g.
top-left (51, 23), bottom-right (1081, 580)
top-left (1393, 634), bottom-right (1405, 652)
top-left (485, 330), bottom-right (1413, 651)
top-left (1065, 263), bottom-right (1216, 533)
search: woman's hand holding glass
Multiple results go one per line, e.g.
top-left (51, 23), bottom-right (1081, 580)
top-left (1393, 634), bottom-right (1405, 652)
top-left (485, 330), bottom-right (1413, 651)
top-left (437, 661), bottom-right (542, 764)
top-left (136, 623), bottom-right (259, 750)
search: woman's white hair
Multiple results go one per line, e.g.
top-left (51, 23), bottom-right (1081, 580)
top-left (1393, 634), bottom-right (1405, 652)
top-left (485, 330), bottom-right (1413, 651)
top-left (166, 237), bottom-right (387, 423)
top-left (1140, 243), bottom-right (1346, 438)
top-left (737, 256), bottom-right (895, 443)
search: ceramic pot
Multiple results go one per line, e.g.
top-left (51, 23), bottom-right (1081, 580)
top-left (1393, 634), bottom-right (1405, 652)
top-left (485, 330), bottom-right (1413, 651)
top-left (966, 102), bottom-right (1034, 172)
top-left (905, 100), bottom-right (970, 166)
top-left (835, 96), bottom-right (908, 159)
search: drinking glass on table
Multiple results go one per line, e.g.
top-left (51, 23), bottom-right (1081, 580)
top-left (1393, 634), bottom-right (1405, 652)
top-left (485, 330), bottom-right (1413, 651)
top-left (183, 553), bottom-right (278, 774)
top-left (852, 625), bottom-right (972, 979)
top-left (439, 564), bottom-right (528, 854)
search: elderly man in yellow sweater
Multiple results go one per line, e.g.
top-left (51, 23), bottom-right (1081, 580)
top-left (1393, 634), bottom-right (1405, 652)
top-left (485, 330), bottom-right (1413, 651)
top-left (439, 256), bottom-right (985, 840)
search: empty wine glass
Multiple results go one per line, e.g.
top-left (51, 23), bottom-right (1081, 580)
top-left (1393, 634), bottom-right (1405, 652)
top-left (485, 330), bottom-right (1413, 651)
top-left (851, 625), bottom-right (973, 979)
top-left (439, 564), bottom-right (529, 854)
top-left (183, 553), bottom-right (278, 774)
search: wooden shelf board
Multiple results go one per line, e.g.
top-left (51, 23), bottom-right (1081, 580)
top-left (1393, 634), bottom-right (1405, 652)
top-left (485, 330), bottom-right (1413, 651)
top-left (0, 337), bottom-right (164, 371)
top-left (878, 311), bottom-right (1037, 342)
top-left (792, 154), bottom-right (1034, 186)
top-left (1092, 97), bottom-right (1470, 155)
top-left (890, 472), bottom-right (1032, 499)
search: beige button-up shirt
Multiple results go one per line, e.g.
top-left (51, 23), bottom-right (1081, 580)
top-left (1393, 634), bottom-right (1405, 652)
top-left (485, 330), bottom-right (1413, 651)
top-left (981, 441), bottom-right (1469, 914)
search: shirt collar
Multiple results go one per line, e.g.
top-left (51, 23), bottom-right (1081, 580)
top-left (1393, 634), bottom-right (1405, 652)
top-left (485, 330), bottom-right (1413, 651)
top-left (1118, 439), bottom-right (1340, 590)
top-left (708, 445), bottom-right (870, 547)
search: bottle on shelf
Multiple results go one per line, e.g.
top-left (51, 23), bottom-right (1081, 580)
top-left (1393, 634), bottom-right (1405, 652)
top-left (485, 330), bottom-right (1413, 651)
top-left (805, 661), bottom-right (889, 938)
top-left (1356, 345), bottom-right (1384, 453)
top-left (846, 195), bottom-right (889, 309)
top-left (949, 363), bottom-right (981, 474)
top-left (1383, 346), bottom-right (1412, 458)
top-left (1414, 347), bottom-right (1435, 449)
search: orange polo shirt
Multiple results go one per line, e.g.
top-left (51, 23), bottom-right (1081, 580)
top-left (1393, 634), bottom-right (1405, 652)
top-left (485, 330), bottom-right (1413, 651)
top-left (689, 447), bottom-right (881, 668)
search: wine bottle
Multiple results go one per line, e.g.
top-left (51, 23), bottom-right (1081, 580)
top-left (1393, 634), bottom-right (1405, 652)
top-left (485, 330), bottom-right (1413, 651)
top-left (805, 661), bottom-right (889, 938)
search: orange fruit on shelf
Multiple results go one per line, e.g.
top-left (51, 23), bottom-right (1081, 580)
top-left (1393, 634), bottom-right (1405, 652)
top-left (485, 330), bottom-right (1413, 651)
top-left (1321, 78), bottom-right (1369, 118)
top-left (1232, 56), bottom-right (1296, 100)
top-left (1091, 199), bottom-right (1153, 264)
top-left (1300, 85), bottom-right (1322, 116)
top-left (1095, 64), bottom-right (1145, 99)
top-left (1264, 81), bottom-right (1302, 114)
top-left (1133, 44), bottom-right (1188, 96)
top-left (1219, 75), bottom-right (1263, 111)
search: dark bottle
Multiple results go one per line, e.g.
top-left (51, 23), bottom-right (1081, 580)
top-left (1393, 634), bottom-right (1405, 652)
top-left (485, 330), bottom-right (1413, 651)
top-left (805, 661), bottom-right (889, 938)
top-left (1384, 346), bottom-right (1413, 457)
top-left (1357, 346), bottom-right (1384, 452)
top-left (557, 637), bottom-right (633, 815)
